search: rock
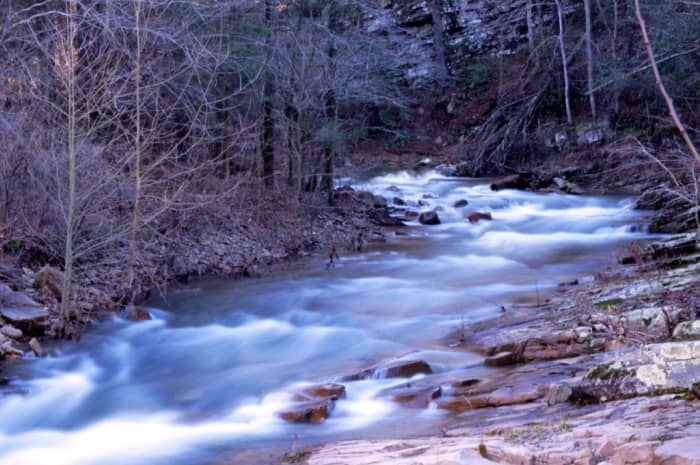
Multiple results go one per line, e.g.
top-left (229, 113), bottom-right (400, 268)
top-left (369, 208), bottom-right (406, 227)
top-left (621, 307), bottom-right (673, 339)
top-left (467, 212), bottom-right (492, 223)
top-left (552, 177), bottom-right (584, 195)
top-left (435, 163), bottom-right (456, 176)
top-left (0, 285), bottom-right (49, 336)
top-left (673, 320), bottom-right (700, 340)
top-left (382, 385), bottom-right (442, 408)
top-left (484, 350), bottom-right (521, 367)
top-left (487, 384), bottom-right (542, 406)
top-left (29, 337), bottom-right (45, 357)
top-left (168, 255), bottom-right (188, 278)
top-left (414, 158), bottom-right (432, 170)
top-left (32, 266), bottom-right (64, 299)
top-left (522, 330), bottom-right (606, 362)
top-left (418, 211), bottom-right (441, 225)
top-left (0, 325), bottom-right (22, 340)
top-left (453, 199), bottom-right (469, 208)
top-left (280, 399), bottom-right (334, 423)
top-left (393, 196), bottom-right (406, 206)
top-left (1, 340), bottom-right (23, 359)
top-left (296, 383), bottom-right (346, 401)
top-left (373, 195), bottom-right (388, 208)
top-left (490, 174), bottom-right (532, 191)
top-left (126, 306), bottom-right (152, 322)
top-left (344, 360), bottom-right (433, 381)
top-left (381, 360), bottom-right (432, 378)
top-left (546, 383), bottom-right (573, 406)
top-left (573, 341), bottom-right (700, 403)
top-left (655, 438), bottom-right (700, 465)
top-left (282, 383), bottom-right (347, 424)
top-left (436, 384), bottom-right (541, 412)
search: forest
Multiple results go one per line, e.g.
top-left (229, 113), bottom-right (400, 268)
top-left (0, 1), bottom-right (699, 465)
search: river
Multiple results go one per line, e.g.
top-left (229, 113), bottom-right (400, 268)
top-left (0, 171), bottom-right (655, 465)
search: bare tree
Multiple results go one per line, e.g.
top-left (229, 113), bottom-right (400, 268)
top-left (584, 0), bottom-right (597, 118)
top-left (634, 0), bottom-right (699, 164)
top-left (555, 0), bottom-right (573, 124)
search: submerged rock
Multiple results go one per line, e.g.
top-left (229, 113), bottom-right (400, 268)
top-left (453, 199), bottom-right (469, 208)
top-left (467, 212), bottom-right (492, 224)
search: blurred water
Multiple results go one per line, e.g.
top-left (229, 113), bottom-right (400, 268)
top-left (0, 171), bottom-right (655, 465)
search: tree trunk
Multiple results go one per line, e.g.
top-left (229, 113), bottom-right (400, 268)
top-left (429, 0), bottom-right (448, 91)
top-left (526, 0), bottom-right (535, 52)
top-left (554, 0), bottom-right (573, 125)
top-left (260, 0), bottom-right (275, 187)
top-left (126, 0), bottom-right (143, 294)
top-left (634, 0), bottom-right (700, 164)
top-left (60, 0), bottom-right (78, 324)
top-left (584, 0), bottom-right (597, 118)
top-left (322, 4), bottom-right (338, 207)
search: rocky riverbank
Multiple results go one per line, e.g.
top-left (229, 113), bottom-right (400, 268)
top-left (0, 187), bottom-right (397, 364)
top-left (294, 233), bottom-right (700, 465)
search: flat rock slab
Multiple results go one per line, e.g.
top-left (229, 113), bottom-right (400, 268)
top-left (0, 306), bottom-right (49, 335)
top-left (655, 438), bottom-right (700, 465)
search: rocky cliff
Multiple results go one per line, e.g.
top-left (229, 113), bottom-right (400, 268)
top-left (367, 0), bottom-right (564, 87)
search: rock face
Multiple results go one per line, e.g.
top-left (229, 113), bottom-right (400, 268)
top-left (367, 0), bottom-right (563, 86)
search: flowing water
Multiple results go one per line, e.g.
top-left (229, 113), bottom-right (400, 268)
top-left (0, 171), bottom-right (656, 465)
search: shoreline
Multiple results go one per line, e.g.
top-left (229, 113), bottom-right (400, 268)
top-left (301, 232), bottom-right (700, 465)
